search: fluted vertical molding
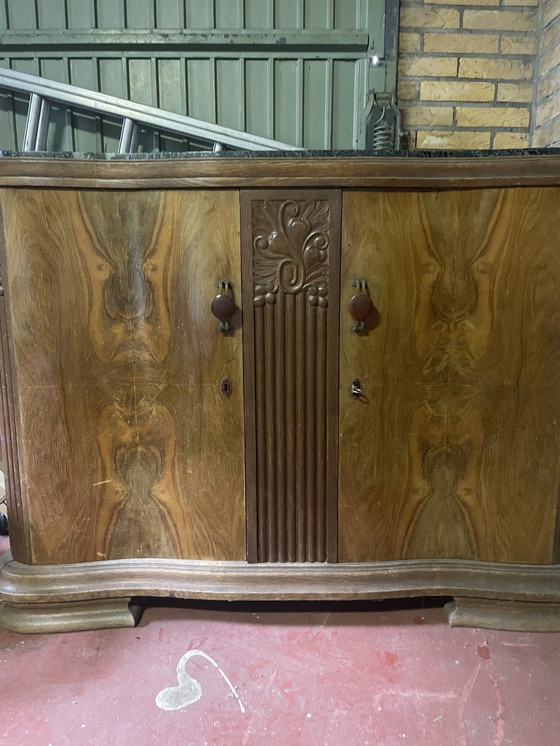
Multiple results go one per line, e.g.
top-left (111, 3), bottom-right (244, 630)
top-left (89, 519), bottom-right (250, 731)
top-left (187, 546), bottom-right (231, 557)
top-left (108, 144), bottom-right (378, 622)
top-left (248, 196), bottom-right (338, 562)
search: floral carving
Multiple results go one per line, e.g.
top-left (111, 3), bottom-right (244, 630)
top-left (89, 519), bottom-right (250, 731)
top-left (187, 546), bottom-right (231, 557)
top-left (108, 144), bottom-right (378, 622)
top-left (252, 199), bottom-right (330, 307)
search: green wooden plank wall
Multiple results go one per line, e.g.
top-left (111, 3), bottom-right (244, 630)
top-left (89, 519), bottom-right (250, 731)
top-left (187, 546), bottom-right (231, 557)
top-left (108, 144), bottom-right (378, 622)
top-left (0, 0), bottom-right (394, 152)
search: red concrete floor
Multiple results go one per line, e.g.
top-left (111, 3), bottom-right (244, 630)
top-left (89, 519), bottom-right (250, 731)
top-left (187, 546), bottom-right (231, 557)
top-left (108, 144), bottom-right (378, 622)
top-left (1, 537), bottom-right (559, 746)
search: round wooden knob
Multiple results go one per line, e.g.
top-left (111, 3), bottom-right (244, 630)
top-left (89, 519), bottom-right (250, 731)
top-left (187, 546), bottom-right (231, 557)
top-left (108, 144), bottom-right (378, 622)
top-left (211, 293), bottom-right (236, 323)
top-left (348, 293), bottom-right (374, 322)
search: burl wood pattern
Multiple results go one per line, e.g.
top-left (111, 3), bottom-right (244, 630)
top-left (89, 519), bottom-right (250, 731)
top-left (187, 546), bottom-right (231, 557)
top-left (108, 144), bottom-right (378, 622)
top-left (0, 188), bottom-right (245, 564)
top-left (339, 187), bottom-right (560, 564)
top-left (242, 191), bottom-right (341, 562)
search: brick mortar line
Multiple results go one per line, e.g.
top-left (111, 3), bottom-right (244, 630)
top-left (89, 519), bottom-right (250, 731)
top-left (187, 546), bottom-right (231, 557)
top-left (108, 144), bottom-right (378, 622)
top-left (399, 1), bottom-right (536, 4)
top-left (401, 75), bottom-right (533, 79)
top-left (399, 99), bottom-right (531, 103)
top-left (405, 124), bottom-right (531, 130)
top-left (400, 27), bottom-right (537, 33)
top-left (424, 4), bottom-right (536, 6)
top-left (400, 2), bottom-right (537, 7)
top-left (398, 53), bottom-right (536, 58)
top-left (398, 44), bottom-right (538, 49)
top-left (401, 101), bottom-right (532, 106)
top-left (400, 77), bottom-right (534, 83)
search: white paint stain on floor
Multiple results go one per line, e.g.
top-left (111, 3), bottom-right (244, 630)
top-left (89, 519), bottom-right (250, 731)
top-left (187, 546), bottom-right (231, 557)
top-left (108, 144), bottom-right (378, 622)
top-left (155, 649), bottom-right (246, 714)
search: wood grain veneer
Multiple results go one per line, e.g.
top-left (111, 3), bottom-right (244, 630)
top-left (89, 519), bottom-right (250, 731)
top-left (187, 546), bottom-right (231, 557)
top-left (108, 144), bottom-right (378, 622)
top-left (0, 188), bottom-right (245, 564)
top-left (339, 187), bottom-right (560, 564)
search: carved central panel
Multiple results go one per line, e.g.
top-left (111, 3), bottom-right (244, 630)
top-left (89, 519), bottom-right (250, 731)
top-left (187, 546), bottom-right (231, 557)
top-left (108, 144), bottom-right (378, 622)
top-left (243, 193), bottom-right (341, 563)
top-left (252, 199), bottom-right (330, 308)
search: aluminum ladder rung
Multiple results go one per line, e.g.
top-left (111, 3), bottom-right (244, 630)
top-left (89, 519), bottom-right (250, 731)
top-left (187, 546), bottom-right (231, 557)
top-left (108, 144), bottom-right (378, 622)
top-left (118, 118), bottom-right (139, 154)
top-left (22, 94), bottom-right (50, 152)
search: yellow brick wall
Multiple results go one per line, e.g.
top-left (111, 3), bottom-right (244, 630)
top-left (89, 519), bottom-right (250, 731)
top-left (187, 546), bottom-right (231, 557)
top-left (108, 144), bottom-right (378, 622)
top-left (534, 0), bottom-right (560, 145)
top-left (397, 0), bottom-right (541, 149)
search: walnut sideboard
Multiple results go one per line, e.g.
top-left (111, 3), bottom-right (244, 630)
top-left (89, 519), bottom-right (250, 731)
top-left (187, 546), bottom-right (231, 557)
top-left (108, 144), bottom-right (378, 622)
top-left (0, 150), bottom-right (559, 633)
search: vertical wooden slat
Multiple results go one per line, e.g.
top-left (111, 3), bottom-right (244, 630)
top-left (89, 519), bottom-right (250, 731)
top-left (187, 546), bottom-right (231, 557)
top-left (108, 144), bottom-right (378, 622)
top-left (245, 60), bottom-right (271, 140)
top-left (275, 60), bottom-right (299, 146)
top-left (275, 291), bottom-right (286, 562)
top-left (186, 58), bottom-right (214, 124)
top-left (296, 58), bottom-right (303, 148)
top-left (332, 60), bottom-right (356, 149)
top-left (215, 0), bottom-right (240, 28)
top-left (155, 0), bottom-right (184, 29)
top-left (37, 0), bottom-right (65, 30)
top-left (303, 61), bottom-right (320, 150)
top-left (6, 0), bottom-right (36, 29)
top-left (295, 290), bottom-right (307, 561)
top-left (305, 0), bottom-right (329, 29)
top-left (326, 0), bottom-right (334, 29)
top-left (255, 307), bottom-right (268, 559)
top-left (267, 59), bottom-right (274, 140)
top-left (0, 88), bottom-right (16, 150)
top-left (125, 0), bottom-right (154, 29)
top-left (66, 0), bottom-right (94, 30)
top-left (210, 57), bottom-right (217, 124)
top-left (264, 301), bottom-right (277, 561)
top-left (316, 305), bottom-right (327, 561)
top-left (352, 61), bottom-right (362, 148)
top-left (97, 0), bottom-right (124, 28)
top-left (334, 0), bottom-right (356, 29)
top-left (185, 0), bottom-right (212, 27)
top-left (239, 58), bottom-right (246, 132)
top-left (285, 292), bottom-right (296, 561)
top-left (244, 0), bottom-right (268, 29)
top-left (305, 296), bottom-right (317, 562)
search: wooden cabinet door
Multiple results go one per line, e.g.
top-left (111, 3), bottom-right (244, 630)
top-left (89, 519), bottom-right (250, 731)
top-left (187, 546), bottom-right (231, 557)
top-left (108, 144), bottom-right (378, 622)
top-left (339, 187), bottom-right (560, 564)
top-left (0, 188), bottom-right (245, 564)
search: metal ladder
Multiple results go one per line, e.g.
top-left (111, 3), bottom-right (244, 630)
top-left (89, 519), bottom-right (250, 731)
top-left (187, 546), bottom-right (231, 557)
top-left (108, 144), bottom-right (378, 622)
top-left (0, 68), bottom-right (301, 153)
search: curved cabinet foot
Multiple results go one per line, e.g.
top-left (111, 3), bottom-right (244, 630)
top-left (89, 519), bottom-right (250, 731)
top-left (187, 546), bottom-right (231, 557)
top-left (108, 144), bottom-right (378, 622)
top-left (445, 597), bottom-right (560, 632)
top-left (0, 598), bottom-right (141, 634)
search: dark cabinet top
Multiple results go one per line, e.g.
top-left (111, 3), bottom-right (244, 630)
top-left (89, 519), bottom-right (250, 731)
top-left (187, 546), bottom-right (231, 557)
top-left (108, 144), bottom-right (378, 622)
top-left (1, 147), bottom-right (559, 160)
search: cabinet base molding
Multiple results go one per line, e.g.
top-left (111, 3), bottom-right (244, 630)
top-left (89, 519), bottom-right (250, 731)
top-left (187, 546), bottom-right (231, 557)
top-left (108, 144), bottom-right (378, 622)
top-left (2, 552), bottom-right (560, 632)
top-left (0, 598), bottom-right (141, 634)
top-left (445, 597), bottom-right (560, 632)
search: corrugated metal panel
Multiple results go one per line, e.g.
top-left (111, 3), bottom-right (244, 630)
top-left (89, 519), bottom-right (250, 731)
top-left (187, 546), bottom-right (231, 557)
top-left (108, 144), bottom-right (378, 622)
top-left (0, 0), bottom-right (395, 152)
